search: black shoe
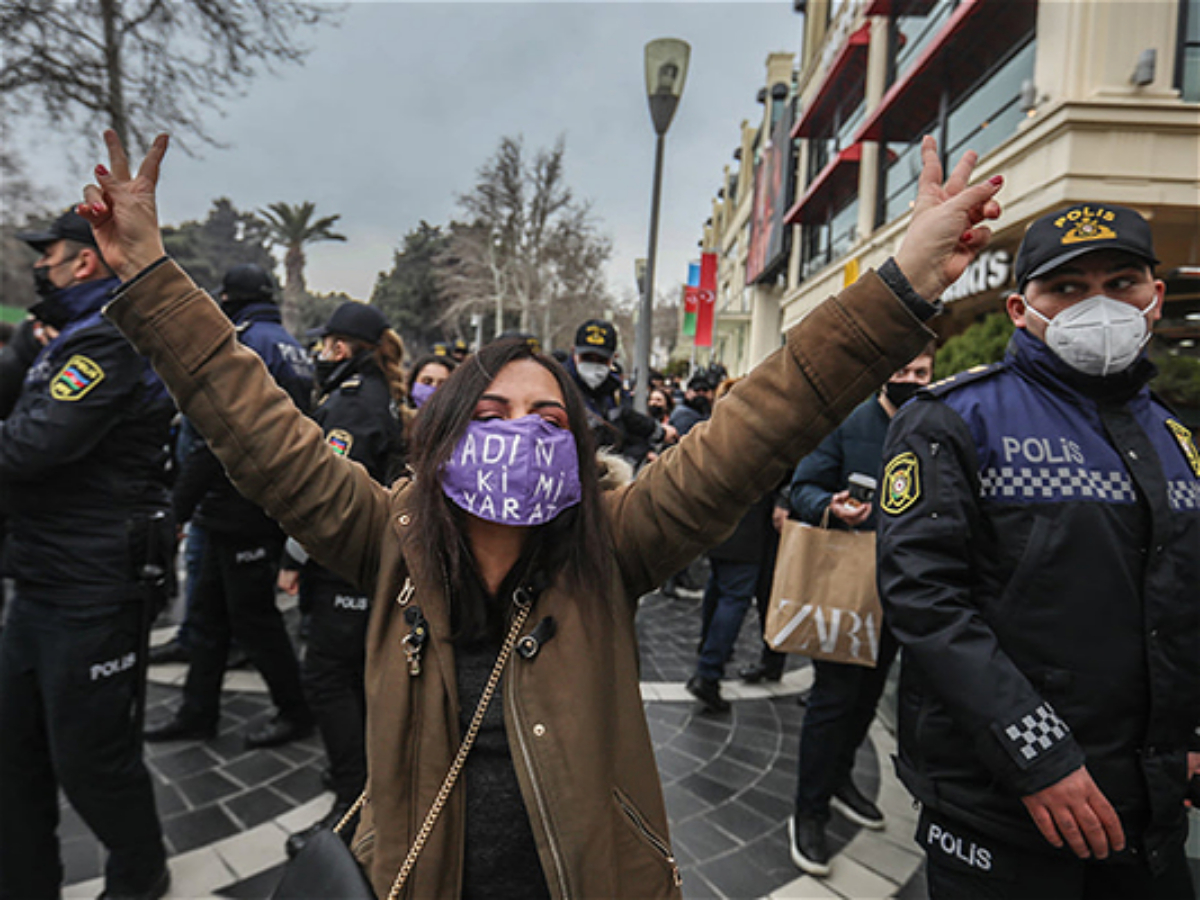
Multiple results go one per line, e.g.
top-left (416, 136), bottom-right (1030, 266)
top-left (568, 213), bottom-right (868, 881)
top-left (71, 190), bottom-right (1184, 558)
top-left (831, 781), bottom-right (885, 830)
top-left (97, 865), bottom-right (170, 900)
top-left (244, 713), bottom-right (314, 749)
top-left (685, 675), bottom-right (730, 713)
top-left (737, 662), bottom-right (784, 684)
top-left (148, 638), bottom-right (190, 665)
top-left (788, 814), bottom-right (831, 876)
top-left (144, 712), bottom-right (216, 743)
top-left (285, 803), bottom-right (353, 859)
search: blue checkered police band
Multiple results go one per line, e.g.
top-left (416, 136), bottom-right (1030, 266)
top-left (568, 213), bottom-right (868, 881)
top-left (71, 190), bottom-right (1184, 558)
top-left (979, 466), bottom-right (1199, 512)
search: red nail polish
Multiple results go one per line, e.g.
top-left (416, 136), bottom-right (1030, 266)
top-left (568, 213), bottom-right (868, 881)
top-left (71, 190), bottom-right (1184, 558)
top-left (989, 174), bottom-right (1003, 186)
top-left (960, 230), bottom-right (974, 243)
top-left (92, 202), bottom-right (105, 214)
top-left (76, 203), bottom-right (89, 216)
top-left (95, 163), bottom-right (109, 177)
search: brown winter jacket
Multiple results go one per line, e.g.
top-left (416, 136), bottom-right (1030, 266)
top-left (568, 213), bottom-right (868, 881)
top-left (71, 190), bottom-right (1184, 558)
top-left (106, 260), bottom-right (935, 900)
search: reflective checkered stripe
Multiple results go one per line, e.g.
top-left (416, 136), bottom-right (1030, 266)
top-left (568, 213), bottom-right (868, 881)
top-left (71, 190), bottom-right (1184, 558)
top-left (1003, 704), bottom-right (1071, 763)
top-left (979, 466), bottom-right (1137, 503)
top-left (1167, 479), bottom-right (1200, 511)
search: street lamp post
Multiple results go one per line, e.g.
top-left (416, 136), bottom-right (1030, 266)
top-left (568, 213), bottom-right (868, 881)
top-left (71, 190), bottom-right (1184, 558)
top-left (633, 38), bottom-right (690, 413)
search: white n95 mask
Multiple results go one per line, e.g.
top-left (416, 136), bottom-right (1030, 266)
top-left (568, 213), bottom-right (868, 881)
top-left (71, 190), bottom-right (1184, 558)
top-left (576, 361), bottom-right (610, 390)
top-left (1023, 294), bottom-right (1157, 377)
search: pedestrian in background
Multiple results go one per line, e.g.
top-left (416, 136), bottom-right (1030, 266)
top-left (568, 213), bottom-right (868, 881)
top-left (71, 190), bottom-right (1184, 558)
top-left (408, 352), bottom-right (457, 410)
top-left (786, 347), bottom-right (935, 876)
top-left (0, 210), bottom-right (175, 900)
top-left (79, 128), bottom-right (990, 899)
top-left (685, 378), bottom-right (789, 713)
top-left (879, 204), bottom-right (1199, 899)
top-left (145, 263), bottom-right (316, 749)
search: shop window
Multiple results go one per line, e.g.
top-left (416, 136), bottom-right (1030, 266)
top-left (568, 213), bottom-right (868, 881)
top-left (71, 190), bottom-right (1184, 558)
top-left (1178, 0), bottom-right (1200, 101)
top-left (892, 0), bottom-right (959, 84)
top-left (946, 39), bottom-right (1035, 160)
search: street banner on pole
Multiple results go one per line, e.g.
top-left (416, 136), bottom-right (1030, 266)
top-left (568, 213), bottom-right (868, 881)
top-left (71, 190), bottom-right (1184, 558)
top-left (683, 261), bottom-right (699, 336)
top-left (694, 252), bottom-right (717, 347)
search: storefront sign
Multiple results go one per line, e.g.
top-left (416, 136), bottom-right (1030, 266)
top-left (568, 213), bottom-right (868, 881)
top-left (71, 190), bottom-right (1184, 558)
top-left (943, 249), bottom-right (1012, 304)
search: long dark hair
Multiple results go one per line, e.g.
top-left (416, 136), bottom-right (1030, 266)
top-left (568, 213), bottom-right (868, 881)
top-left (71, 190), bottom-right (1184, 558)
top-left (409, 338), bottom-right (612, 643)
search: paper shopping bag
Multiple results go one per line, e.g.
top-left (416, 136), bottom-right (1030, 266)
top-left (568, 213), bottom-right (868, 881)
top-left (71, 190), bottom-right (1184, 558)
top-left (764, 517), bottom-right (882, 668)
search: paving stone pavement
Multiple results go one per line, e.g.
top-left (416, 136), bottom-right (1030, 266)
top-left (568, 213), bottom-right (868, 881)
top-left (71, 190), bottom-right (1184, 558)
top-left (58, 591), bottom-right (1199, 899)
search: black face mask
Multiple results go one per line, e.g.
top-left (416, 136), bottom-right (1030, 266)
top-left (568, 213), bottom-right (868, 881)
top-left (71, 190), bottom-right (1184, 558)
top-left (314, 358), bottom-right (341, 387)
top-left (33, 264), bottom-right (60, 301)
top-left (685, 395), bottom-right (711, 416)
top-left (648, 404), bottom-right (668, 419)
top-left (884, 381), bottom-right (921, 408)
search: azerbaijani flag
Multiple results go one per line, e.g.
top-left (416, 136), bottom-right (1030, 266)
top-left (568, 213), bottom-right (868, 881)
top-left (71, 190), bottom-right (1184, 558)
top-left (682, 261), bottom-right (699, 337)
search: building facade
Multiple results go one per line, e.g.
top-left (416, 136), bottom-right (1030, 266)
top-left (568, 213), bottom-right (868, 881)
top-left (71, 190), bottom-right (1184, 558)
top-left (781, 0), bottom-right (1199, 356)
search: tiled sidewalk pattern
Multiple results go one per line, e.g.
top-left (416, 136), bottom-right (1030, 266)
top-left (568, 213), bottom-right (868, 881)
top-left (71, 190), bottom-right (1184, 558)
top-left (59, 593), bottom-right (1199, 899)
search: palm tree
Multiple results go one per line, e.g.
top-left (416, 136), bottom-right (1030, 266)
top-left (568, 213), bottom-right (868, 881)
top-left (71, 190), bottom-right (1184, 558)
top-left (259, 201), bottom-right (347, 335)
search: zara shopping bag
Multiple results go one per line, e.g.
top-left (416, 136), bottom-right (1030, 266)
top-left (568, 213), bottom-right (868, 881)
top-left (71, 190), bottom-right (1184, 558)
top-left (764, 516), bottom-right (882, 668)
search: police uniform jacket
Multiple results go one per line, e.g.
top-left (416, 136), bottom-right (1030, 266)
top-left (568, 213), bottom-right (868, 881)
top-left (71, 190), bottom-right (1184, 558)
top-left (0, 278), bottom-right (174, 604)
top-left (106, 258), bottom-right (935, 900)
top-left (172, 300), bottom-right (313, 539)
top-left (567, 360), bottom-right (662, 465)
top-left (300, 350), bottom-right (405, 590)
top-left (877, 327), bottom-right (1200, 873)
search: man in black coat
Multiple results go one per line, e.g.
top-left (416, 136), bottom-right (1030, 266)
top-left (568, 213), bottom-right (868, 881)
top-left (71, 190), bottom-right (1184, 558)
top-left (0, 211), bottom-right (174, 900)
top-left (146, 264), bottom-right (315, 749)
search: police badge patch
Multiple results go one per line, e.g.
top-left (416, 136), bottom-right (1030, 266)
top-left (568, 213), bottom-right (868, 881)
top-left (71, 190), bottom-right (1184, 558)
top-left (1165, 419), bottom-right (1200, 478)
top-left (50, 355), bottom-right (105, 402)
top-left (327, 429), bottom-right (354, 456)
top-left (881, 452), bottom-right (921, 515)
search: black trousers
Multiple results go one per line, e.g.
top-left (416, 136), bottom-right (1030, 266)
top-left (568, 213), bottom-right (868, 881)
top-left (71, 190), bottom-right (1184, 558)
top-left (0, 594), bottom-right (165, 899)
top-left (919, 807), bottom-right (1196, 900)
top-left (301, 574), bottom-right (369, 805)
top-left (179, 531), bottom-right (309, 727)
top-left (794, 627), bottom-right (899, 818)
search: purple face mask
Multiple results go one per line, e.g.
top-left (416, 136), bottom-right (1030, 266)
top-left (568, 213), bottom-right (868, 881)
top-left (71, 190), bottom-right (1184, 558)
top-left (411, 381), bottom-right (436, 408)
top-left (441, 415), bottom-right (582, 526)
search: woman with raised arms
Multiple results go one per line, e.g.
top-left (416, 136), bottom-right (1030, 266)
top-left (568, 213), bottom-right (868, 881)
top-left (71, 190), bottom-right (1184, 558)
top-left (79, 131), bottom-right (999, 900)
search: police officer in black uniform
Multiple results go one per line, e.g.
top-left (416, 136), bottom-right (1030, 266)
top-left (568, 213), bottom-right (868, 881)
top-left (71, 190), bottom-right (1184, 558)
top-left (146, 264), bottom-right (316, 748)
top-left (878, 204), bottom-right (1200, 899)
top-left (0, 210), bottom-right (174, 900)
top-left (279, 301), bottom-right (406, 856)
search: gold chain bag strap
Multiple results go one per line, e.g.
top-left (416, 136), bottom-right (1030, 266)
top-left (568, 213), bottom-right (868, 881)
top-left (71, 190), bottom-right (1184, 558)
top-left (331, 586), bottom-right (535, 900)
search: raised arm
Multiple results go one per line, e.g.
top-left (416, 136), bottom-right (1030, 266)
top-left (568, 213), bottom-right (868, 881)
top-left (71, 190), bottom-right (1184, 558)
top-left (607, 136), bottom-right (1003, 596)
top-left (79, 130), bottom-right (391, 593)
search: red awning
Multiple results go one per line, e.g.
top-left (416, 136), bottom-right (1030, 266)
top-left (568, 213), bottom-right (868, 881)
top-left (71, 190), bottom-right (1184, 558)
top-left (784, 143), bottom-right (865, 225)
top-left (854, 0), bottom-right (1037, 143)
top-left (792, 23), bottom-right (872, 139)
top-left (865, 0), bottom-right (940, 17)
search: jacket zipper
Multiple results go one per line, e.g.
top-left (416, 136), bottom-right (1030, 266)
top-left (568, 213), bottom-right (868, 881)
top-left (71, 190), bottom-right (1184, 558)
top-left (506, 640), bottom-right (572, 899)
top-left (614, 789), bottom-right (683, 888)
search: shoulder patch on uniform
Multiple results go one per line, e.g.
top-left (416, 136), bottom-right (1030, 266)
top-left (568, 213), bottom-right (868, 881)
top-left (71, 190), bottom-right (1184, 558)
top-left (50, 355), bottom-right (105, 401)
top-left (926, 362), bottom-right (1004, 397)
top-left (1165, 419), bottom-right (1200, 478)
top-left (881, 452), bottom-right (921, 516)
top-left (327, 429), bottom-right (354, 456)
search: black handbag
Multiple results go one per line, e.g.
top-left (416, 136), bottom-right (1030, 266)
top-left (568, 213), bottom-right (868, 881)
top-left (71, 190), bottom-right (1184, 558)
top-left (271, 824), bottom-right (375, 900)
top-left (271, 589), bottom-right (535, 900)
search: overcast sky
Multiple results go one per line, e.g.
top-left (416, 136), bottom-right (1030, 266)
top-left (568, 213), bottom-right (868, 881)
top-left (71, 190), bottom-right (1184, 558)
top-left (20, 1), bottom-right (800, 313)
